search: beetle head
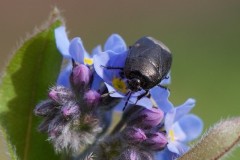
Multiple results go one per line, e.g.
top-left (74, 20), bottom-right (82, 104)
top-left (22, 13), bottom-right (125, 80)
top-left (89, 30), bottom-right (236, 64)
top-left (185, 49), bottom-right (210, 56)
top-left (127, 78), bottom-right (141, 91)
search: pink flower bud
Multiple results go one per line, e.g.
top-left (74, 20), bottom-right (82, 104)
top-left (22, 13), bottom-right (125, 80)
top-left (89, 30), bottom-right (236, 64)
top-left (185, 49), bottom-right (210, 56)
top-left (61, 102), bottom-right (80, 119)
top-left (48, 86), bottom-right (73, 104)
top-left (70, 64), bottom-right (91, 89)
top-left (143, 132), bottom-right (167, 151)
top-left (34, 100), bottom-right (56, 117)
top-left (122, 127), bottom-right (147, 144)
top-left (127, 107), bottom-right (164, 129)
top-left (84, 90), bottom-right (101, 107)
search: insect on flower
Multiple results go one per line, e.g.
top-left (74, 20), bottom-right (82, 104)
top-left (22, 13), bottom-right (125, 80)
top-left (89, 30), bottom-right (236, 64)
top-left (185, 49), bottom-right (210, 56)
top-left (99, 36), bottom-right (172, 108)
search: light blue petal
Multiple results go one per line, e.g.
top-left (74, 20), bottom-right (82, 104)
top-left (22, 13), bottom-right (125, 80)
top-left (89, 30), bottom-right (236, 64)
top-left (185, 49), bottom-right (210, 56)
top-left (104, 34), bottom-right (127, 53)
top-left (165, 108), bottom-right (176, 131)
top-left (94, 50), bottom-right (127, 85)
top-left (91, 45), bottom-right (102, 56)
top-left (172, 121), bottom-right (187, 142)
top-left (129, 97), bottom-right (152, 109)
top-left (168, 141), bottom-right (189, 155)
top-left (69, 37), bottom-right (86, 64)
top-left (56, 63), bottom-right (72, 87)
top-left (104, 83), bottom-right (125, 98)
top-left (174, 98), bottom-right (196, 122)
top-left (160, 72), bottom-right (171, 85)
top-left (91, 71), bottom-right (103, 90)
top-left (177, 114), bottom-right (203, 142)
top-left (93, 50), bottom-right (116, 84)
top-left (155, 148), bottom-right (179, 160)
top-left (167, 142), bottom-right (180, 154)
top-left (54, 26), bottom-right (71, 58)
top-left (150, 86), bottom-right (173, 113)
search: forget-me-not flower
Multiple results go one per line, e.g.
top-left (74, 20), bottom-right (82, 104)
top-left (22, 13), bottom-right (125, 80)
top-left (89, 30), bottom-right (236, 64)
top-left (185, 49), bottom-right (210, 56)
top-left (55, 26), bottom-right (101, 87)
top-left (151, 87), bottom-right (203, 159)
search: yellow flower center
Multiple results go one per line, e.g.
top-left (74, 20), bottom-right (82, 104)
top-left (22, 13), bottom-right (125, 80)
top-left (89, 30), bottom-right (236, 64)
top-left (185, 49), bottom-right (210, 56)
top-left (112, 77), bottom-right (128, 94)
top-left (84, 58), bottom-right (93, 65)
top-left (169, 129), bottom-right (175, 142)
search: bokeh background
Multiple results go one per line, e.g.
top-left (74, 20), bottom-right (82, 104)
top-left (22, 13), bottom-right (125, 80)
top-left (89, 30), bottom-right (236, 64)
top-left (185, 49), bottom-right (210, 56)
top-left (0, 0), bottom-right (240, 159)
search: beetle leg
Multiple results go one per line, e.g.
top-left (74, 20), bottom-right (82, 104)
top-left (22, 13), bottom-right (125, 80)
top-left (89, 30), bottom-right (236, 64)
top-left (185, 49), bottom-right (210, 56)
top-left (134, 90), bottom-right (150, 105)
top-left (164, 76), bottom-right (169, 79)
top-left (100, 65), bottom-right (124, 70)
top-left (123, 91), bottom-right (132, 110)
top-left (157, 84), bottom-right (169, 91)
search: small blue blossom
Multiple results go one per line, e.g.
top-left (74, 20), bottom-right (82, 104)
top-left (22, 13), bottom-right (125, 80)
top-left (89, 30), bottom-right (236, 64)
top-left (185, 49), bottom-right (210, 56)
top-left (54, 26), bottom-right (101, 87)
top-left (152, 87), bottom-right (203, 159)
top-left (93, 36), bottom-right (128, 98)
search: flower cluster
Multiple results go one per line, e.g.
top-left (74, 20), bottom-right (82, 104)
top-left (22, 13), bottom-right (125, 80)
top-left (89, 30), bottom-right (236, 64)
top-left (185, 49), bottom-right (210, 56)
top-left (34, 26), bottom-right (203, 160)
top-left (95, 105), bottom-right (167, 160)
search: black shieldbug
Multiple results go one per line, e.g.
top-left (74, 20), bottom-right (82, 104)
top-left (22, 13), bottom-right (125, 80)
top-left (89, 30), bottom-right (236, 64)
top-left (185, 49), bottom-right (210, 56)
top-left (103, 36), bottom-right (172, 107)
top-left (124, 36), bottom-right (172, 91)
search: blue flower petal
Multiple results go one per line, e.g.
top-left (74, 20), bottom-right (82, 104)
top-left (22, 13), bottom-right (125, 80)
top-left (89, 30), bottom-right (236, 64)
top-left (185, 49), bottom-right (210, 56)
top-left (104, 34), bottom-right (127, 54)
top-left (94, 50), bottom-right (127, 85)
top-left (177, 114), bottom-right (203, 142)
top-left (168, 142), bottom-right (180, 154)
top-left (165, 108), bottom-right (176, 131)
top-left (91, 45), bottom-right (102, 56)
top-left (54, 26), bottom-right (71, 58)
top-left (168, 141), bottom-right (189, 155)
top-left (129, 97), bottom-right (152, 109)
top-left (174, 98), bottom-right (196, 122)
top-left (69, 37), bottom-right (86, 64)
top-left (155, 148), bottom-right (179, 160)
top-left (105, 83), bottom-right (125, 98)
top-left (165, 99), bottom-right (195, 131)
top-left (172, 121), bottom-right (187, 142)
top-left (57, 63), bottom-right (72, 87)
top-left (150, 86), bottom-right (173, 113)
top-left (91, 71), bottom-right (103, 91)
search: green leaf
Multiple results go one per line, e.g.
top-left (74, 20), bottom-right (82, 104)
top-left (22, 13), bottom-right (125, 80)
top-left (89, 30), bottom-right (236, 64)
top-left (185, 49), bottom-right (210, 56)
top-left (0, 126), bottom-right (18, 160)
top-left (0, 8), bottom-right (63, 160)
top-left (179, 117), bottom-right (240, 160)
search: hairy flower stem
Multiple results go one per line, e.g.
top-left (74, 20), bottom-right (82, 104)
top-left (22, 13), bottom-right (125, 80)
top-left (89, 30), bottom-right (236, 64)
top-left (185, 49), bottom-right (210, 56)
top-left (179, 117), bottom-right (240, 160)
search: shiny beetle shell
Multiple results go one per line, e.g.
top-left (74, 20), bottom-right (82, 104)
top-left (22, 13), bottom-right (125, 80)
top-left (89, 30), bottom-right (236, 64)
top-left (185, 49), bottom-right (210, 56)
top-left (123, 36), bottom-right (172, 90)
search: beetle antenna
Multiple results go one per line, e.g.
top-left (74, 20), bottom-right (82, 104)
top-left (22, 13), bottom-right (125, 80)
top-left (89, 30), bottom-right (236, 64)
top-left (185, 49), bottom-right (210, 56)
top-left (123, 91), bottom-right (132, 110)
top-left (134, 90), bottom-right (150, 105)
top-left (100, 65), bottom-right (124, 70)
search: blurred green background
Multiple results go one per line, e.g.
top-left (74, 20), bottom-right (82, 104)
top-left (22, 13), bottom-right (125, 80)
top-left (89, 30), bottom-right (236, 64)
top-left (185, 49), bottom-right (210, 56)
top-left (0, 0), bottom-right (240, 159)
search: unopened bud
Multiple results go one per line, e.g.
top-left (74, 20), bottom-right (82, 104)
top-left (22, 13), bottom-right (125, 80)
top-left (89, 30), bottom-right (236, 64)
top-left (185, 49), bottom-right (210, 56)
top-left (143, 132), bottom-right (167, 151)
top-left (48, 86), bottom-right (74, 104)
top-left (84, 90), bottom-right (101, 107)
top-left (70, 63), bottom-right (91, 89)
top-left (122, 127), bottom-right (147, 144)
top-left (61, 102), bottom-right (80, 119)
top-left (127, 107), bottom-right (164, 129)
top-left (34, 99), bottom-right (57, 117)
